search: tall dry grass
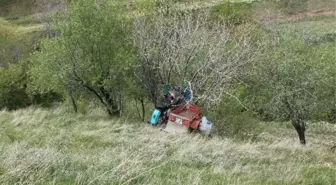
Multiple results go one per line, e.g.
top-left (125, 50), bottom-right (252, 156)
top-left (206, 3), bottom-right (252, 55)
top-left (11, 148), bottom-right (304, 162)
top-left (0, 107), bottom-right (335, 184)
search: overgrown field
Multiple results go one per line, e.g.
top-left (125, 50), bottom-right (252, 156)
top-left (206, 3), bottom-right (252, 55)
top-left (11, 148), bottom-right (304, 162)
top-left (0, 1), bottom-right (335, 184)
top-left (0, 107), bottom-right (335, 185)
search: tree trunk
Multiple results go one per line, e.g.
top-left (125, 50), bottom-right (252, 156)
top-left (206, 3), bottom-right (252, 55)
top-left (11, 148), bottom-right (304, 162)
top-left (109, 104), bottom-right (120, 117)
top-left (118, 93), bottom-right (122, 117)
top-left (284, 98), bottom-right (307, 145)
top-left (141, 99), bottom-right (145, 121)
top-left (292, 119), bottom-right (306, 145)
top-left (68, 88), bottom-right (77, 113)
top-left (99, 87), bottom-right (120, 117)
top-left (73, 72), bottom-right (120, 117)
top-left (105, 106), bottom-right (120, 117)
top-left (135, 99), bottom-right (142, 120)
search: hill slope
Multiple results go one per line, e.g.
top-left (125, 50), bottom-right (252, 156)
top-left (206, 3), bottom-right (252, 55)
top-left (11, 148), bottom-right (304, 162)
top-left (0, 107), bottom-right (335, 184)
top-left (0, 17), bottom-right (43, 67)
top-left (0, 0), bottom-right (65, 17)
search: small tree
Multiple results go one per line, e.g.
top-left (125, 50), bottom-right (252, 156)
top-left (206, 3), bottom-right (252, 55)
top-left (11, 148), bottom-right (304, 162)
top-left (29, 0), bottom-right (136, 116)
top-left (246, 25), bottom-right (335, 144)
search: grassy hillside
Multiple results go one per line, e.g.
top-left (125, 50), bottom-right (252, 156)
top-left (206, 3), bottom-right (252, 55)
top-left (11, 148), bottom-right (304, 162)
top-left (0, 0), bottom-right (65, 17)
top-left (307, 0), bottom-right (336, 11)
top-left (0, 1), bottom-right (335, 184)
top-left (0, 107), bottom-right (335, 184)
top-left (0, 17), bottom-right (42, 67)
top-left (0, 17), bottom-right (42, 42)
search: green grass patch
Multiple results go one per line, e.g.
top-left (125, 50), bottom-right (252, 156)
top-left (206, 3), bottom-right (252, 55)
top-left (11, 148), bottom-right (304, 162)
top-left (2, 127), bottom-right (25, 142)
top-left (300, 166), bottom-right (336, 185)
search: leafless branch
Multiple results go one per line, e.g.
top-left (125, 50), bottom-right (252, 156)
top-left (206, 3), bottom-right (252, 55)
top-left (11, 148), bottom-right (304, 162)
top-left (132, 7), bottom-right (264, 105)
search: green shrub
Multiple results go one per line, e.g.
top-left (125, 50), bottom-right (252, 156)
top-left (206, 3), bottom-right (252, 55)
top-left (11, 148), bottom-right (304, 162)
top-left (0, 62), bottom-right (62, 110)
top-left (210, 2), bottom-right (252, 26)
top-left (0, 63), bottom-right (30, 110)
top-left (205, 88), bottom-right (265, 141)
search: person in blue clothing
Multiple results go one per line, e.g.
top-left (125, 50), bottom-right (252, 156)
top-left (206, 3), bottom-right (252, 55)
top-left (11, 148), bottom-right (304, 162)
top-left (148, 87), bottom-right (185, 125)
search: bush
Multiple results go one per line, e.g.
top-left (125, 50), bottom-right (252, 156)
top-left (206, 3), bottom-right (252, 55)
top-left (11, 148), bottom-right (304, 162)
top-left (204, 88), bottom-right (265, 141)
top-left (0, 62), bottom-right (63, 110)
top-left (0, 63), bottom-right (30, 110)
top-left (210, 2), bottom-right (252, 26)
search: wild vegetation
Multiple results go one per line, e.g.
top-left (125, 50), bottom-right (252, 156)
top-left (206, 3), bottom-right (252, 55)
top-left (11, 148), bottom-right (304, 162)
top-left (0, 0), bottom-right (335, 184)
top-left (0, 107), bottom-right (335, 184)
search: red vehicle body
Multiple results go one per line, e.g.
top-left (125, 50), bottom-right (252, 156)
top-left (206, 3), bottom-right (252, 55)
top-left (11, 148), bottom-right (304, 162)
top-left (166, 104), bottom-right (202, 132)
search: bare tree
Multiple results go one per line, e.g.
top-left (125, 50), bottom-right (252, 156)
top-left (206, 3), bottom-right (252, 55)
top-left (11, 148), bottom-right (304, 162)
top-left (133, 7), bottom-right (263, 105)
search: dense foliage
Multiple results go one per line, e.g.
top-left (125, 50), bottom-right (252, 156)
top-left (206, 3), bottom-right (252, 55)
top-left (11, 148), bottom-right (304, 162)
top-left (29, 0), bottom-right (136, 116)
